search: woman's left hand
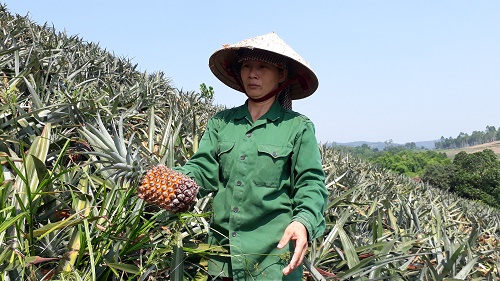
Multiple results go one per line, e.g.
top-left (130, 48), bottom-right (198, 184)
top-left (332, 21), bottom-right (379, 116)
top-left (277, 221), bottom-right (308, 275)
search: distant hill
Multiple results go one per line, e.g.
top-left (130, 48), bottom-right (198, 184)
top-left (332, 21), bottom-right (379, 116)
top-left (331, 140), bottom-right (438, 150)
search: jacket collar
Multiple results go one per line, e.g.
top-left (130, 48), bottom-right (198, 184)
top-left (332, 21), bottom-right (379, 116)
top-left (234, 99), bottom-right (282, 122)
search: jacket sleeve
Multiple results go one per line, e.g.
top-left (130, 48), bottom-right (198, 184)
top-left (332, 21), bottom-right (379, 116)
top-left (290, 119), bottom-right (328, 240)
top-left (174, 116), bottom-right (220, 196)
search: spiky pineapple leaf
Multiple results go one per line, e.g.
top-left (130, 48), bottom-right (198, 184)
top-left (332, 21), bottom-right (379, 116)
top-left (32, 215), bottom-right (100, 239)
top-left (106, 262), bottom-right (140, 274)
top-left (0, 212), bottom-right (27, 233)
top-left (79, 113), bottom-right (146, 185)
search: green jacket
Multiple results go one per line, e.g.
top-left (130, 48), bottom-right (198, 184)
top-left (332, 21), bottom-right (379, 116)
top-left (177, 100), bottom-right (327, 280)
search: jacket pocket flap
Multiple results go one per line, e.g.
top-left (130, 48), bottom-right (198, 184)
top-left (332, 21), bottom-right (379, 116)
top-left (217, 141), bottom-right (235, 156)
top-left (257, 144), bottom-right (292, 159)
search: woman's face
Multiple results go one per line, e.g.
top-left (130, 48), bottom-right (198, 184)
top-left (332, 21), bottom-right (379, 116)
top-left (240, 60), bottom-right (286, 100)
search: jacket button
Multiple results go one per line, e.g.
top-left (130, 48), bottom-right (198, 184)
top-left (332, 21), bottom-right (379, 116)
top-left (233, 207), bottom-right (238, 212)
top-left (246, 133), bottom-right (252, 138)
top-left (272, 151), bottom-right (278, 157)
top-left (236, 181), bottom-right (242, 186)
top-left (240, 155), bottom-right (245, 160)
top-left (232, 232), bottom-right (236, 237)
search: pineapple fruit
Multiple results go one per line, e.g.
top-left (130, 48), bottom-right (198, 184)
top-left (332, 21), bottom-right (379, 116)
top-left (79, 114), bottom-right (200, 213)
top-left (138, 165), bottom-right (199, 212)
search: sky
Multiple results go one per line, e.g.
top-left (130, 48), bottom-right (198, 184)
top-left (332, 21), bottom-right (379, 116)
top-left (4, 1), bottom-right (500, 144)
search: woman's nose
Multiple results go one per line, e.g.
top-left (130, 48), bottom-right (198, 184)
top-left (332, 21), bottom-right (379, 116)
top-left (248, 67), bottom-right (258, 78)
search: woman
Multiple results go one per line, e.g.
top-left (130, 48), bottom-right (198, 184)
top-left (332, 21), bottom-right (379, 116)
top-left (177, 32), bottom-right (327, 280)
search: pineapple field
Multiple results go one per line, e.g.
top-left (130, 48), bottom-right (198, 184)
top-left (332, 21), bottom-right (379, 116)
top-left (1, 5), bottom-right (499, 281)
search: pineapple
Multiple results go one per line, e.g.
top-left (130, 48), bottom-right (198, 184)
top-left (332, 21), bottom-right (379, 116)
top-left (138, 164), bottom-right (199, 212)
top-left (79, 114), bottom-right (200, 213)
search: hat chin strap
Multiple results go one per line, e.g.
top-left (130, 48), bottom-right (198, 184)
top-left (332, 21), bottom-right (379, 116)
top-left (248, 74), bottom-right (309, 103)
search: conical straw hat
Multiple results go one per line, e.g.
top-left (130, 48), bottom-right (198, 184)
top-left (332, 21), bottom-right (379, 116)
top-left (209, 32), bottom-right (318, 100)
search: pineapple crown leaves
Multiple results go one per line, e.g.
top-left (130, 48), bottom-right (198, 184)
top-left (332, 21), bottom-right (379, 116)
top-left (79, 112), bottom-right (145, 185)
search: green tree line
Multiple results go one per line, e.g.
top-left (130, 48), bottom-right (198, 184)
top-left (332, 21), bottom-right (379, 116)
top-left (435, 125), bottom-right (500, 149)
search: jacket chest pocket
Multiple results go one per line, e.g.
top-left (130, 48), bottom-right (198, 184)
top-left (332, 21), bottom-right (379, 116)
top-left (217, 141), bottom-right (235, 180)
top-left (254, 144), bottom-right (293, 188)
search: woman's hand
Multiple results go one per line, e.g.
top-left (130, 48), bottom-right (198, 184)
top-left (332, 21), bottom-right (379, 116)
top-left (277, 221), bottom-right (308, 275)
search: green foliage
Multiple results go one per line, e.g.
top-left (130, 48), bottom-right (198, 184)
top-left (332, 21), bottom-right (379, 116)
top-left (422, 163), bottom-right (456, 191)
top-left (199, 83), bottom-right (215, 103)
top-left (351, 143), bottom-right (379, 159)
top-left (422, 149), bottom-right (500, 209)
top-left (452, 150), bottom-right (500, 208)
top-left (343, 144), bottom-right (451, 178)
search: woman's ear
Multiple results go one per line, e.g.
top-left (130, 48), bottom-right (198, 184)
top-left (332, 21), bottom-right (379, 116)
top-left (279, 69), bottom-right (288, 83)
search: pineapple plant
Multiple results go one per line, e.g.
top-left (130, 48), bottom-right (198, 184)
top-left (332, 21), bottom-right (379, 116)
top-left (79, 113), bottom-right (200, 213)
